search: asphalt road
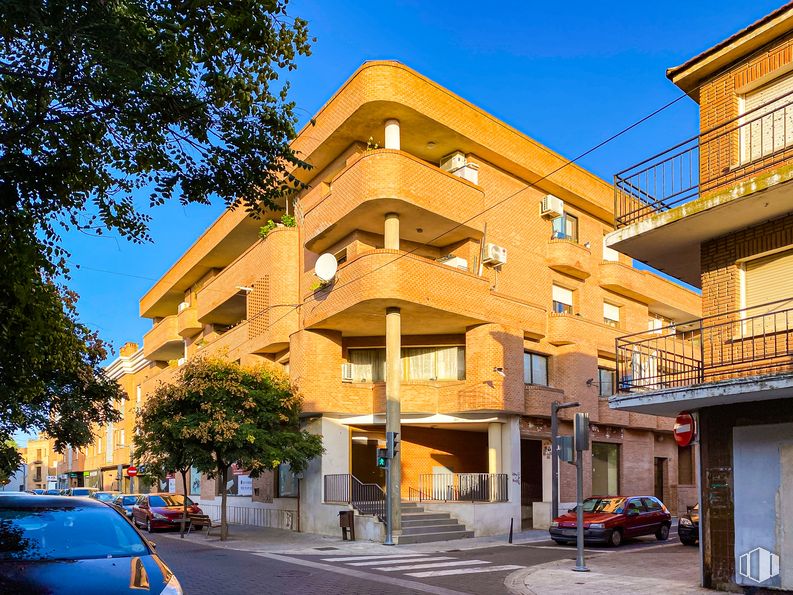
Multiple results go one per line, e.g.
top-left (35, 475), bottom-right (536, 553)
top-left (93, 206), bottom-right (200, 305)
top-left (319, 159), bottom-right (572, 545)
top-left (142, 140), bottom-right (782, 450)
top-left (156, 529), bottom-right (688, 595)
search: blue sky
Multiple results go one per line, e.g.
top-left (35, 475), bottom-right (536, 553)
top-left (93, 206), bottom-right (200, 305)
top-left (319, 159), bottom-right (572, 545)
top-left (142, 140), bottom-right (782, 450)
top-left (23, 1), bottom-right (780, 445)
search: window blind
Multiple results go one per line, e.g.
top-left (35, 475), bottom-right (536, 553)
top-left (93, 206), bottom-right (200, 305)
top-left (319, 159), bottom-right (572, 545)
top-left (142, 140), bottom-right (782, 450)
top-left (744, 249), bottom-right (793, 310)
top-left (552, 284), bottom-right (573, 306)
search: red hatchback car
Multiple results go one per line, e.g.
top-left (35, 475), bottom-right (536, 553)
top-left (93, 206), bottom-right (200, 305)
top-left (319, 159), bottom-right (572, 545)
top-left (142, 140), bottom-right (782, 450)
top-left (132, 493), bottom-right (202, 533)
top-left (549, 495), bottom-right (671, 547)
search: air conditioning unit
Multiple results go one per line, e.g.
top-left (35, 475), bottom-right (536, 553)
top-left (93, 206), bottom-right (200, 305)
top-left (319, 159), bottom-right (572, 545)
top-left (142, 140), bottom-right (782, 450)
top-left (483, 243), bottom-right (507, 266)
top-left (440, 150), bottom-right (467, 173)
top-left (341, 363), bottom-right (353, 383)
top-left (540, 194), bottom-right (564, 219)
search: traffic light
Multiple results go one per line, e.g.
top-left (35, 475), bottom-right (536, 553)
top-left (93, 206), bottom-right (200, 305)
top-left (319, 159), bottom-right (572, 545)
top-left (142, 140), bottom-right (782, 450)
top-left (376, 448), bottom-right (388, 468)
top-left (386, 431), bottom-right (399, 459)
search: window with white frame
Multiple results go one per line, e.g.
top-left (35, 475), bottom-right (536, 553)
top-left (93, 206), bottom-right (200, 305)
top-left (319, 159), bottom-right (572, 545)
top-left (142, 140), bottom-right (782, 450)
top-left (647, 313), bottom-right (672, 333)
top-left (552, 284), bottom-right (574, 314)
top-left (603, 302), bottom-right (620, 328)
top-left (524, 352), bottom-right (549, 386)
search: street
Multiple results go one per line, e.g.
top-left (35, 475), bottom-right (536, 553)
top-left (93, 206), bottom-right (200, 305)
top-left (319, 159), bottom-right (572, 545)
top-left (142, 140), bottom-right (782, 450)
top-left (156, 528), bottom-right (696, 595)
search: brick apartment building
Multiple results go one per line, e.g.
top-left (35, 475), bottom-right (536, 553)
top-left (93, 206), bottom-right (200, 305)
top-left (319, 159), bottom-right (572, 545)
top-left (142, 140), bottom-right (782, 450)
top-left (130, 61), bottom-right (699, 541)
top-left (607, 5), bottom-right (793, 591)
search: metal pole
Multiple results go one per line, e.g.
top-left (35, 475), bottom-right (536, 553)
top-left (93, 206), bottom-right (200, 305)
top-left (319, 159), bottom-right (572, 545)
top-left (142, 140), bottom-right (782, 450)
top-left (551, 402), bottom-right (558, 520)
top-left (384, 458), bottom-right (394, 545)
top-left (551, 401), bottom-right (579, 520)
top-left (572, 450), bottom-right (589, 572)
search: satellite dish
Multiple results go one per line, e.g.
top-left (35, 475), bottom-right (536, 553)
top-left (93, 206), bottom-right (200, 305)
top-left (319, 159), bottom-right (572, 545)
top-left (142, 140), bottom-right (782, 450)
top-left (315, 253), bottom-right (338, 282)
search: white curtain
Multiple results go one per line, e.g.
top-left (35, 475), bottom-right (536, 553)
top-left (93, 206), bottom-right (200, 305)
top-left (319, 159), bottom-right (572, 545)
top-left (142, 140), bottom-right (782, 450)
top-left (435, 346), bottom-right (462, 380)
top-left (403, 348), bottom-right (435, 380)
top-left (349, 348), bottom-right (385, 382)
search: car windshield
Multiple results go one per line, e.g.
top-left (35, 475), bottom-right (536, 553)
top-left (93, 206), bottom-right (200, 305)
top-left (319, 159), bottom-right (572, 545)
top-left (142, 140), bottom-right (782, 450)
top-left (121, 496), bottom-right (138, 505)
top-left (149, 495), bottom-right (193, 507)
top-left (71, 489), bottom-right (93, 497)
top-left (94, 493), bottom-right (115, 502)
top-left (0, 505), bottom-right (150, 561)
top-left (582, 497), bottom-right (625, 513)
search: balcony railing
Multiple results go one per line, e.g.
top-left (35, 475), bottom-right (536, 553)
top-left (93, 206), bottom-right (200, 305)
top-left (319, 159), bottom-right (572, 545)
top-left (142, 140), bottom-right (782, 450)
top-left (412, 473), bottom-right (508, 503)
top-left (323, 473), bottom-right (386, 521)
top-left (615, 90), bottom-right (793, 228)
top-left (616, 298), bottom-right (793, 392)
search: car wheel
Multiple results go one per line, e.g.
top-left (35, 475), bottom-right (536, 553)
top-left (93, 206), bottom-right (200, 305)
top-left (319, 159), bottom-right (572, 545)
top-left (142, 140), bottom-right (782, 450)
top-left (146, 518), bottom-right (153, 533)
top-left (680, 536), bottom-right (697, 546)
top-left (656, 524), bottom-right (670, 541)
top-left (607, 528), bottom-right (623, 547)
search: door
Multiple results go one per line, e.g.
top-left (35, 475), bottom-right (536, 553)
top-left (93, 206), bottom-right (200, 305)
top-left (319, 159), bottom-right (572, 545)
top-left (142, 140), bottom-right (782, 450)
top-left (624, 498), bottom-right (647, 537)
top-left (520, 440), bottom-right (544, 529)
top-left (641, 497), bottom-right (664, 535)
top-left (654, 458), bottom-right (665, 503)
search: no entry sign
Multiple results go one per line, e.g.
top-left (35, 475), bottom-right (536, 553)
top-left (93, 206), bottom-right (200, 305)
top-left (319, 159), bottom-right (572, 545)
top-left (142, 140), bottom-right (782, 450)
top-left (674, 412), bottom-right (695, 447)
top-left (126, 466), bottom-right (138, 477)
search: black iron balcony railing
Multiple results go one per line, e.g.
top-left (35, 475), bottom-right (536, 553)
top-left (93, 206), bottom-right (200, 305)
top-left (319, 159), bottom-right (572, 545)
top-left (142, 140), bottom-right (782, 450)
top-left (413, 473), bottom-right (508, 503)
top-left (615, 90), bottom-right (793, 228)
top-left (616, 298), bottom-right (793, 393)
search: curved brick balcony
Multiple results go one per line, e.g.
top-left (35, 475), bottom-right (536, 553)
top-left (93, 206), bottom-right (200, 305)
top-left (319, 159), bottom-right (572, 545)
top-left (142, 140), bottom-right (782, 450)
top-left (142, 315), bottom-right (183, 362)
top-left (177, 305), bottom-right (202, 338)
top-left (545, 239), bottom-right (593, 279)
top-left (302, 150), bottom-right (485, 253)
top-left (302, 250), bottom-right (545, 337)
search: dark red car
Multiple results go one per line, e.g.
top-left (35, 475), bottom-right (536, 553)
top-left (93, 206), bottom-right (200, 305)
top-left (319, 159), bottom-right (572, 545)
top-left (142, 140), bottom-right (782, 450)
top-left (549, 495), bottom-right (671, 547)
top-left (131, 493), bottom-right (202, 533)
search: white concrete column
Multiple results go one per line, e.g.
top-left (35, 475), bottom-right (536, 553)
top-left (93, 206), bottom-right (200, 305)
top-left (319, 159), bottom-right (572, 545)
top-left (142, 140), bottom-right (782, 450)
top-left (384, 119), bottom-right (400, 150)
top-left (386, 307), bottom-right (402, 531)
top-left (488, 423), bottom-right (502, 474)
top-left (384, 213), bottom-right (400, 250)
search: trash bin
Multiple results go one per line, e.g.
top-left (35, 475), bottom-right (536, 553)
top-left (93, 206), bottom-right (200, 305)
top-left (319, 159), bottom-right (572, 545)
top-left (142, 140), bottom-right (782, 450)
top-left (338, 510), bottom-right (355, 541)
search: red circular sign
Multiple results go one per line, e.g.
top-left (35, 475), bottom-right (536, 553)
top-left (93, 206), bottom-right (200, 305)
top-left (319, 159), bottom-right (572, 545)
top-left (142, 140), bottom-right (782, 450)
top-left (126, 466), bottom-right (138, 477)
top-left (674, 412), bottom-right (695, 447)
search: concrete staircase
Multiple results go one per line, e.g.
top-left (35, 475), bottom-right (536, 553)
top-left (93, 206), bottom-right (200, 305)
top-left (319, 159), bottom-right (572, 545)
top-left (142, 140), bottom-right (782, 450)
top-left (397, 501), bottom-right (474, 544)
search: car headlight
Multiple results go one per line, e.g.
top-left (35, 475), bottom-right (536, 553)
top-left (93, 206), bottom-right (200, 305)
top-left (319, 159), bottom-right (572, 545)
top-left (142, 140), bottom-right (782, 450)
top-left (589, 523), bottom-right (605, 529)
top-left (160, 574), bottom-right (183, 595)
top-left (153, 513), bottom-right (168, 520)
top-left (680, 517), bottom-right (693, 527)
top-left (550, 521), bottom-right (559, 528)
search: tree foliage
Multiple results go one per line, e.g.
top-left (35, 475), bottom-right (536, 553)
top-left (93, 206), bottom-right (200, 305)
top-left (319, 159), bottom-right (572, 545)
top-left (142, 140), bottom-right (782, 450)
top-left (137, 356), bottom-right (323, 540)
top-left (0, 211), bottom-right (123, 476)
top-left (0, 1), bottom-right (312, 474)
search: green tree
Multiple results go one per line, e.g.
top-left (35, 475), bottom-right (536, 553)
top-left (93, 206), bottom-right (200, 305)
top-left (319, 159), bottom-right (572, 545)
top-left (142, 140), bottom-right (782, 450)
top-left (0, 1), bottom-right (312, 472)
top-left (140, 356), bottom-right (323, 541)
top-left (135, 385), bottom-right (210, 537)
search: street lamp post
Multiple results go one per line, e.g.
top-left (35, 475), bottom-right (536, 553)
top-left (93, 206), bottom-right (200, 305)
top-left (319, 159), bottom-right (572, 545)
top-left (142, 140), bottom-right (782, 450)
top-left (551, 400), bottom-right (579, 520)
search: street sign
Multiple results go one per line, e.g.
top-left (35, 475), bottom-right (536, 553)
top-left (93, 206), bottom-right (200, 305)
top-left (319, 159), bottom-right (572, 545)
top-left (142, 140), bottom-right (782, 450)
top-left (126, 466), bottom-right (138, 477)
top-left (674, 412), bottom-right (695, 447)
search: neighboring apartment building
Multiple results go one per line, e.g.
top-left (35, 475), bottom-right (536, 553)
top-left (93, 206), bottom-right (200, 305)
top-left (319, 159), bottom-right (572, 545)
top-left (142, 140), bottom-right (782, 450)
top-left (76, 342), bottom-right (157, 493)
top-left (21, 435), bottom-right (63, 491)
top-left (139, 61), bottom-right (698, 540)
top-left (607, 5), bottom-right (793, 591)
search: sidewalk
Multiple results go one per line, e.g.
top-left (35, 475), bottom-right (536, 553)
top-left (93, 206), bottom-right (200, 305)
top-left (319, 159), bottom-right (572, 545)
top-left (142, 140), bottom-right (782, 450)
top-left (505, 544), bottom-right (707, 595)
top-left (156, 523), bottom-right (549, 556)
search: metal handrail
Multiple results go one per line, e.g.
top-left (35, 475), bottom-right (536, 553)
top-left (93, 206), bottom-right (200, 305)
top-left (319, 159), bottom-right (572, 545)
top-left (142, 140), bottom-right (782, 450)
top-left (417, 473), bottom-right (508, 503)
top-left (614, 88), bottom-right (793, 227)
top-left (615, 298), bottom-right (793, 392)
top-left (323, 473), bottom-right (386, 521)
